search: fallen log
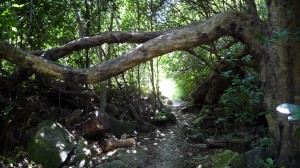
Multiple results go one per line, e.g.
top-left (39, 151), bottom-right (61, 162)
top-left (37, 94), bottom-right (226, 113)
top-left (106, 137), bottom-right (136, 151)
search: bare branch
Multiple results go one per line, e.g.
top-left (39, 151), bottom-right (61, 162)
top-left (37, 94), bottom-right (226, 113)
top-left (34, 31), bottom-right (164, 60)
top-left (186, 49), bottom-right (214, 69)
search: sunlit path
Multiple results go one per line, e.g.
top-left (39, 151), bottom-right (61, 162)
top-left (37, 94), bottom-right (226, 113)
top-left (144, 104), bottom-right (198, 168)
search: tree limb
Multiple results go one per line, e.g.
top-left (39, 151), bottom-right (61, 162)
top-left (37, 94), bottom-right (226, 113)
top-left (33, 31), bottom-right (165, 60)
top-left (0, 11), bottom-right (267, 84)
top-left (0, 31), bottom-right (164, 87)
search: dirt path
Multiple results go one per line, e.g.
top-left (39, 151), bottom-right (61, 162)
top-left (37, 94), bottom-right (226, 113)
top-left (144, 104), bottom-right (200, 168)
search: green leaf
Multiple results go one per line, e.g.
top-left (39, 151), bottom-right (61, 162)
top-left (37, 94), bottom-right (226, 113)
top-left (266, 158), bottom-right (273, 165)
top-left (255, 34), bottom-right (268, 43)
top-left (11, 27), bottom-right (17, 32)
top-left (294, 127), bottom-right (300, 138)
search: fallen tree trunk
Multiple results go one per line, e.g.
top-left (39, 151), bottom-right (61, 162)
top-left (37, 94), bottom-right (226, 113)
top-left (106, 137), bottom-right (135, 151)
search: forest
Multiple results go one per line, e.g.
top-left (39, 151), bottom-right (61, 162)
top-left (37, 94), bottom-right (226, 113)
top-left (0, 0), bottom-right (300, 167)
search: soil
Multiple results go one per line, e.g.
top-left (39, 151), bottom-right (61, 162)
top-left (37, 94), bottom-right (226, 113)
top-left (0, 101), bottom-right (221, 168)
top-left (141, 103), bottom-right (217, 168)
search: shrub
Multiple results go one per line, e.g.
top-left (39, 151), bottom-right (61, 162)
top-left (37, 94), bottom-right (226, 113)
top-left (219, 75), bottom-right (262, 129)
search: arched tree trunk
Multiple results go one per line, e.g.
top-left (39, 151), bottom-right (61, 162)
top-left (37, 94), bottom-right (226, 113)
top-left (0, 1), bottom-right (300, 164)
top-left (261, 0), bottom-right (300, 165)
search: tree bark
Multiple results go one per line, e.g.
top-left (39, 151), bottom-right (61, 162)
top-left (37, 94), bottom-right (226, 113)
top-left (261, 0), bottom-right (300, 165)
top-left (106, 137), bottom-right (135, 151)
top-left (0, 11), bottom-right (265, 84)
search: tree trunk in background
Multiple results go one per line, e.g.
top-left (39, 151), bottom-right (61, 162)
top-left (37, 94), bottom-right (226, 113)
top-left (149, 0), bottom-right (157, 113)
top-left (156, 58), bottom-right (161, 97)
top-left (72, 0), bottom-right (85, 68)
top-left (84, 0), bottom-right (90, 68)
top-left (136, 0), bottom-right (141, 96)
top-left (150, 60), bottom-right (157, 113)
top-left (262, 0), bottom-right (300, 165)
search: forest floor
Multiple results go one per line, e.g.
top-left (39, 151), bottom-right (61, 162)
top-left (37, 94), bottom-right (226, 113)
top-left (1, 99), bottom-right (257, 168)
top-left (142, 103), bottom-right (219, 168)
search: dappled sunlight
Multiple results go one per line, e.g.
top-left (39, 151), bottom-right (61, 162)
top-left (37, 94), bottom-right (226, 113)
top-left (55, 141), bottom-right (66, 149)
top-left (55, 141), bottom-right (71, 162)
top-left (79, 160), bottom-right (86, 168)
top-left (59, 150), bottom-right (68, 162)
top-left (82, 147), bottom-right (91, 155)
top-left (39, 132), bottom-right (45, 137)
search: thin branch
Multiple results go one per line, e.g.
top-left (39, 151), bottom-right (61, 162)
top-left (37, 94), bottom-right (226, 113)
top-left (72, 0), bottom-right (85, 38)
top-left (25, 0), bottom-right (34, 49)
top-left (186, 49), bottom-right (214, 69)
top-left (32, 31), bottom-right (164, 60)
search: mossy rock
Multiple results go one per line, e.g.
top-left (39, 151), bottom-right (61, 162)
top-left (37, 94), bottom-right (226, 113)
top-left (112, 148), bottom-right (149, 166)
top-left (108, 117), bottom-right (138, 138)
top-left (211, 150), bottom-right (239, 168)
top-left (96, 160), bottom-right (125, 168)
top-left (166, 99), bottom-right (173, 105)
top-left (155, 112), bottom-right (177, 124)
top-left (192, 114), bottom-right (207, 127)
top-left (73, 139), bottom-right (92, 167)
top-left (230, 147), bottom-right (268, 168)
top-left (26, 121), bottom-right (92, 168)
top-left (188, 132), bottom-right (204, 142)
top-left (26, 121), bottom-right (76, 168)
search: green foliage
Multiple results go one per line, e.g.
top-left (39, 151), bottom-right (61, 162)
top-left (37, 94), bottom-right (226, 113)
top-left (155, 112), bottom-right (177, 123)
top-left (294, 128), bottom-right (300, 138)
top-left (155, 112), bottom-right (167, 121)
top-left (0, 155), bottom-right (17, 165)
top-left (219, 73), bottom-right (262, 129)
top-left (255, 0), bottom-right (268, 20)
top-left (259, 157), bottom-right (274, 168)
top-left (192, 114), bottom-right (207, 127)
top-left (0, 0), bottom-right (264, 103)
top-left (254, 137), bottom-right (272, 148)
top-left (0, 1), bottom-right (25, 39)
top-left (1, 105), bottom-right (14, 118)
top-left (211, 150), bottom-right (239, 168)
top-left (161, 51), bottom-right (212, 100)
top-left (0, 147), bottom-right (41, 167)
top-left (0, 0), bottom-right (270, 104)
top-left (1, 60), bottom-right (15, 74)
